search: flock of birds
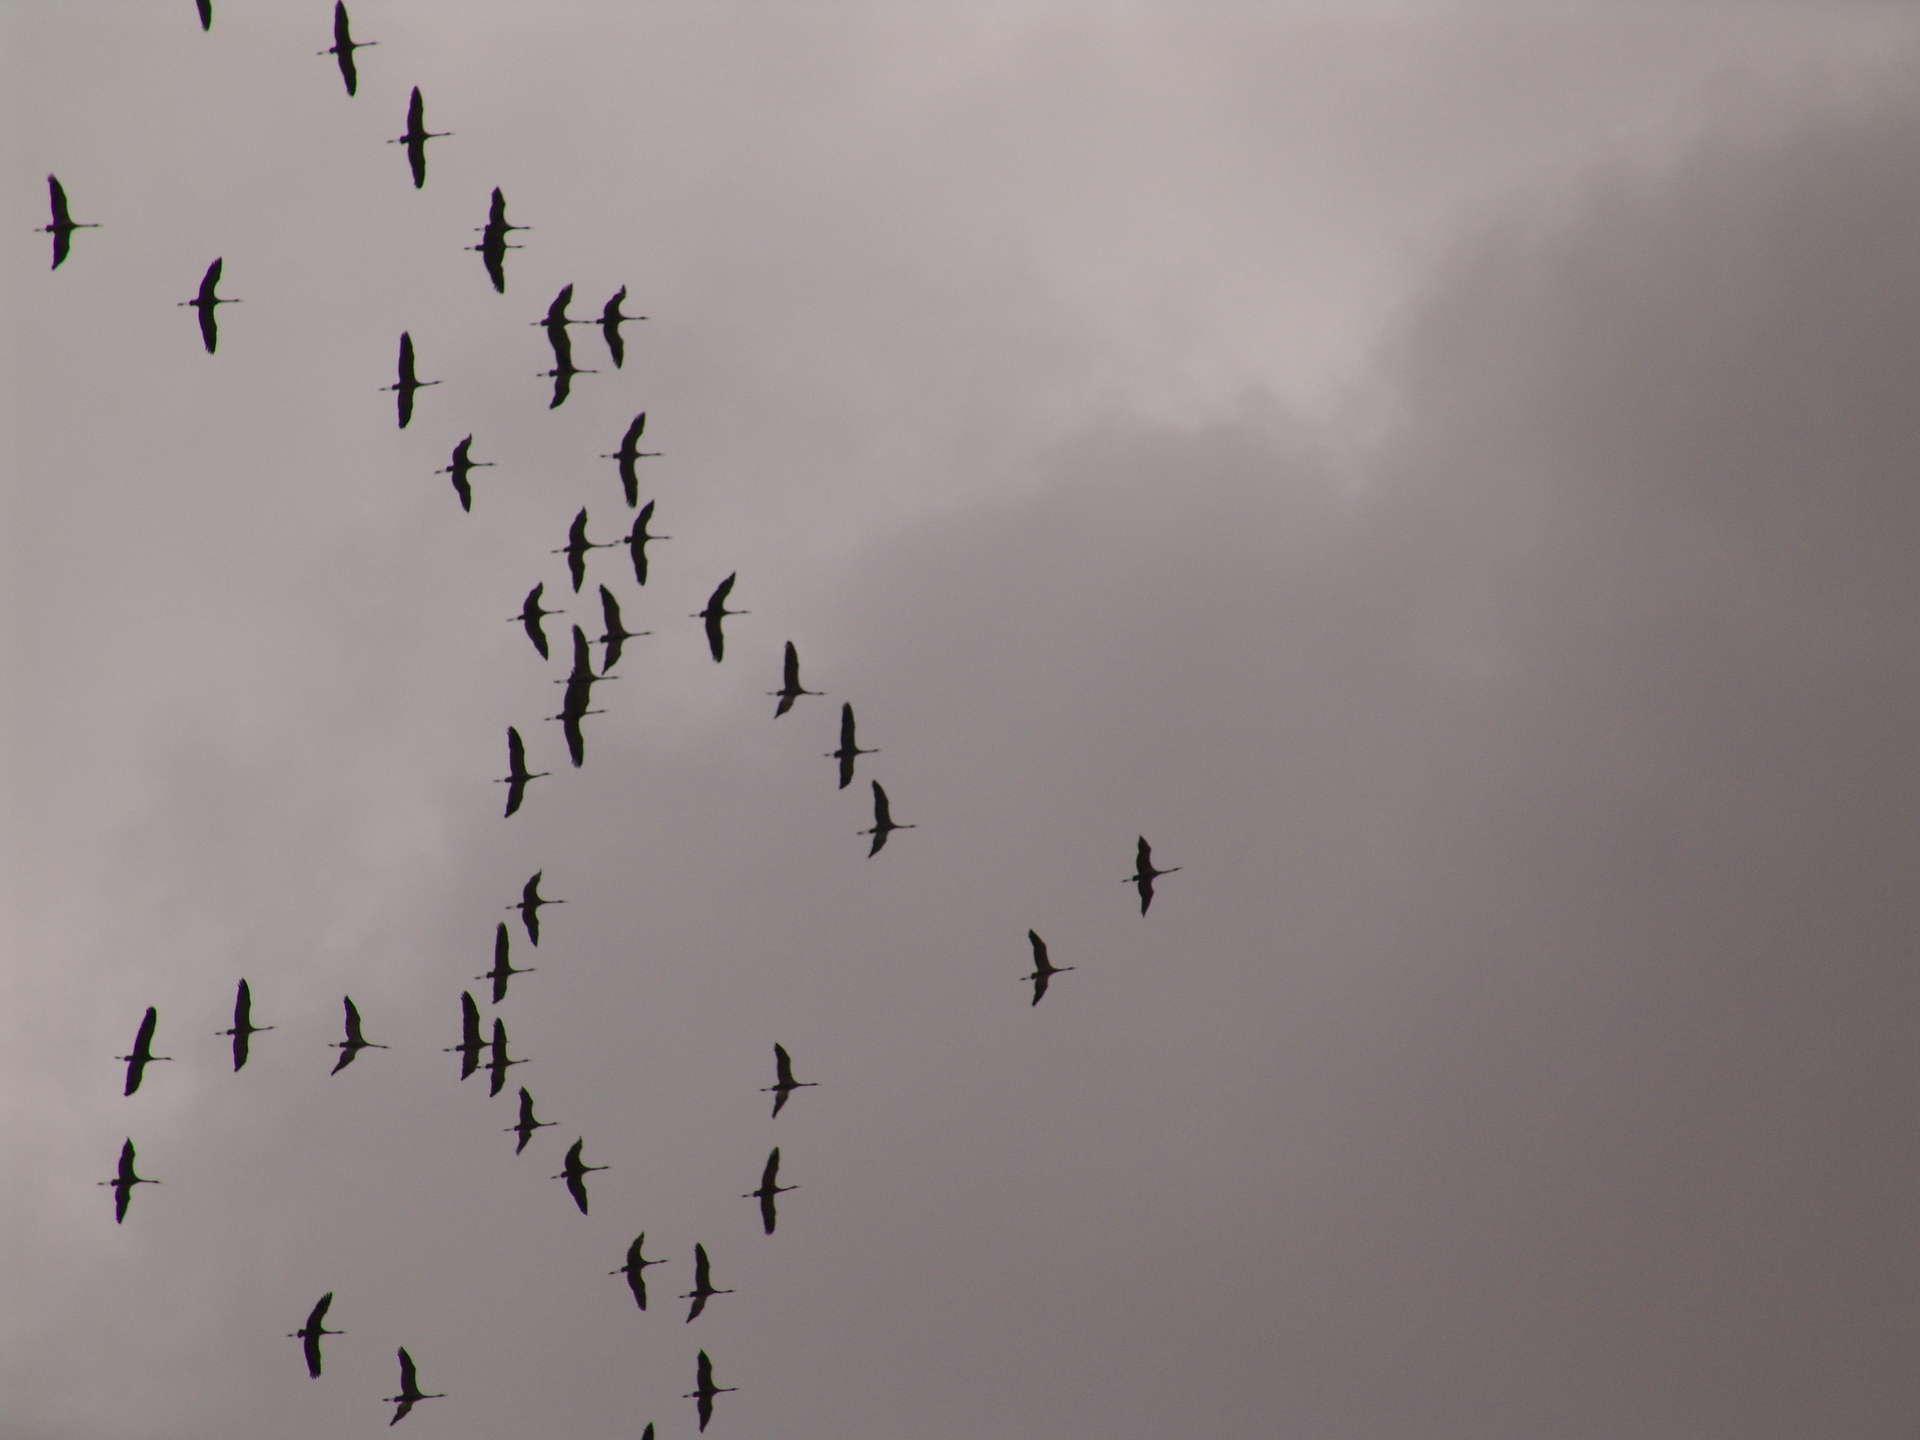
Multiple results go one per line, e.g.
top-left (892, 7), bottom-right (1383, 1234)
top-left (53, 2), bottom-right (1185, 1432)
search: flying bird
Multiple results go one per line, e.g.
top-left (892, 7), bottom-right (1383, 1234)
top-left (552, 508), bottom-right (616, 594)
top-left (510, 582), bottom-right (564, 661)
top-left (610, 1233), bottom-right (666, 1310)
top-left (39, 175), bottom-right (99, 270)
top-left (600, 412), bottom-right (662, 508)
top-left (1125, 835), bottom-right (1182, 915)
top-left (215, 978), bottom-right (273, 1071)
top-left (623, 501), bottom-right (669, 586)
top-left (504, 1086), bottom-right (555, 1154)
top-left (552, 1138), bottom-right (607, 1215)
top-left (825, 703), bottom-right (878, 789)
top-left (742, 1147), bottom-right (797, 1235)
top-left (478, 921), bottom-right (535, 1004)
top-left (582, 285), bottom-right (647, 368)
top-left (768, 641), bottom-right (822, 718)
top-left (318, 2), bottom-right (377, 97)
top-left (1022, 929), bottom-right (1076, 1006)
top-left (118, 1006), bottom-right (173, 1096)
top-left (684, 1350), bottom-right (736, 1433)
top-left (497, 726), bottom-right (548, 818)
top-left (596, 586), bottom-right (650, 670)
top-left (533, 283), bottom-right (575, 350)
top-left (443, 990), bottom-right (484, 1081)
top-left (287, 1293), bottom-right (343, 1379)
top-left (537, 344), bottom-right (597, 409)
top-left (383, 1348), bottom-right (444, 1425)
top-left (468, 187), bottom-right (529, 292)
top-left (486, 1017), bottom-right (524, 1098)
top-left (382, 331), bottom-right (439, 429)
top-left (548, 689), bottom-right (604, 770)
top-left (859, 780), bottom-right (914, 857)
top-left (761, 1042), bottom-right (817, 1118)
top-left (692, 573), bottom-right (747, 664)
top-left (177, 257), bottom-right (240, 354)
top-left (388, 86), bottom-right (450, 189)
top-left (329, 996), bottom-right (387, 1074)
top-left (98, 1138), bottom-right (158, 1223)
top-left (680, 1243), bottom-right (732, 1323)
top-left (435, 436), bottom-right (493, 513)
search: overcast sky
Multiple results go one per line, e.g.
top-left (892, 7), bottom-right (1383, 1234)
top-left (8, 4), bottom-right (1920, 1437)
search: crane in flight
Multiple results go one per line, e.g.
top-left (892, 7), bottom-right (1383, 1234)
top-left (1125, 835), bottom-right (1181, 914)
top-left (469, 186), bottom-right (529, 293)
top-left (553, 508), bottom-right (617, 594)
top-left (383, 1348), bottom-right (444, 1425)
top-left (382, 331), bottom-right (440, 429)
top-left (98, 1138), bottom-right (159, 1223)
top-left (486, 1017), bottom-right (524, 1098)
top-left (504, 1086), bottom-right (555, 1154)
top-left (684, 1350), bottom-right (736, 1433)
top-left (177, 257), bottom-right (240, 354)
top-left (118, 1007), bottom-right (173, 1096)
top-left (510, 582), bottom-right (564, 661)
top-left (600, 412), bottom-right (662, 508)
top-left (443, 991), bottom-right (484, 1081)
top-left (318, 2), bottom-right (377, 97)
top-left (610, 1233), bottom-right (666, 1310)
top-left (38, 175), bottom-right (99, 270)
top-left (533, 283), bottom-right (576, 353)
top-left (623, 501), bottom-right (669, 586)
top-left (1022, 929), bottom-right (1076, 1006)
top-left (215, 978), bottom-right (274, 1072)
top-left (329, 996), bottom-right (388, 1074)
top-left (825, 703), bottom-right (878, 789)
top-left (437, 435), bottom-right (493, 513)
top-left (742, 1147), bottom-right (797, 1235)
top-left (287, 1293), bottom-right (343, 1379)
top-left (537, 341), bottom-right (597, 409)
top-left (552, 1138), bottom-right (607, 1215)
top-left (858, 780), bottom-right (914, 857)
top-left (596, 586), bottom-right (650, 671)
top-left (761, 1042), bottom-right (817, 1118)
top-left (582, 285), bottom-right (647, 368)
top-left (768, 641), bottom-right (822, 718)
top-left (693, 573), bottom-right (747, 663)
top-left (388, 86), bottom-right (450, 189)
top-left (497, 726), bottom-right (549, 818)
top-left (478, 921), bottom-right (535, 1004)
top-left (680, 1243), bottom-right (732, 1322)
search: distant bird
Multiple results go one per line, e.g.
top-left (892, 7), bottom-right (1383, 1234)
top-left (684, 1350), bottom-right (736, 1433)
top-left (596, 586), bottom-right (650, 670)
top-left (195, 0), bottom-right (212, 30)
top-left (623, 501), bottom-right (669, 586)
top-left (484, 1016), bottom-right (525, 1097)
top-left (825, 703), bottom-right (878, 789)
top-left (537, 344), bottom-right (597, 409)
top-left (382, 331), bottom-right (439, 429)
top-left (768, 641), bottom-right (822, 718)
top-left (761, 1042), bottom-right (817, 1118)
top-left (388, 86), bottom-right (450, 189)
top-left (318, 2), bottom-right (376, 97)
top-left (581, 285), bottom-right (647, 368)
top-left (552, 1137), bottom-right (606, 1215)
top-left (600, 413), bottom-right (662, 508)
top-left (478, 921), bottom-right (535, 1004)
top-left (511, 582), bottom-right (564, 661)
top-left (468, 187), bottom-right (529, 293)
top-left (509, 864), bottom-right (566, 940)
top-left (610, 1233), bottom-right (666, 1310)
top-left (98, 1138), bottom-right (158, 1223)
top-left (177, 257), bottom-right (240, 354)
top-left (443, 990), bottom-right (484, 1081)
top-left (478, 185), bottom-right (530, 241)
top-left (548, 685), bottom-right (606, 770)
top-left (329, 996), bottom-right (387, 1074)
top-left (383, 1348), bottom-right (444, 1426)
top-left (1022, 929), bottom-right (1076, 1006)
top-left (504, 1086), bottom-right (555, 1154)
top-left (287, 1293), bottom-right (343, 1379)
top-left (497, 726), bottom-right (548, 818)
top-left (552, 508), bottom-right (616, 594)
top-left (859, 780), bottom-right (914, 857)
top-left (742, 1147), bottom-right (796, 1235)
top-left (693, 573), bottom-right (747, 664)
top-left (118, 1006), bottom-right (173, 1096)
top-left (680, 1243), bottom-right (732, 1322)
top-left (215, 978), bottom-right (273, 1072)
top-left (436, 435), bottom-right (493, 513)
top-left (39, 175), bottom-right (99, 270)
top-left (1125, 835), bottom-right (1181, 915)
top-left (533, 283), bottom-right (575, 350)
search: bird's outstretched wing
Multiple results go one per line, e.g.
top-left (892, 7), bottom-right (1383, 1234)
top-left (197, 0), bottom-right (212, 31)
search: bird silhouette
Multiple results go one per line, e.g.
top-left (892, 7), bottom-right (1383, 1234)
top-left (382, 331), bottom-right (439, 429)
top-left (623, 501), bottom-right (669, 586)
top-left (1022, 929), bottom-right (1076, 1006)
top-left (98, 1138), bottom-right (158, 1223)
top-left (533, 283), bottom-right (575, 352)
top-left (329, 996), bottom-right (387, 1074)
top-left (552, 1137), bottom-right (607, 1215)
top-left (761, 1042), bottom-right (818, 1118)
top-left (580, 285), bottom-right (647, 368)
top-left (468, 187), bottom-right (528, 292)
top-left (596, 586), bottom-right (650, 671)
top-left (742, 1147), bottom-right (797, 1235)
top-left (537, 344), bottom-right (597, 409)
top-left (214, 978), bottom-right (274, 1072)
top-left (552, 508), bottom-right (616, 594)
top-left (768, 641), bottom-right (822, 718)
top-left (478, 921), bottom-right (535, 1004)
top-left (859, 780), bottom-right (915, 857)
top-left (680, 1243), bottom-right (733, 1322)
top-left (195, 0), bottom-right (211, 30)
top-left (610, 1233), bottom-right (666, 1310)
top-left (383, 1348), bottom-right (444, 1425)
top-left (504, 1085), bottom-right (555, 1154)
top-left (548, 688), bottom-right (605, 770)
top-left (1125, 835), bottom-right (1181, 915)
top-left (39, 175), bottom-right (99, 270)
top-left (497, 726), bottom-right (548, 818)
top-left (684, 1350), bottom-right (736, 1432)
top-left (318, 2), bottom-right (376, 97)
top-left (177, 257), bottom-right (240, 354)
top-left (511, 582), bottom-right (565, 661)
top-left (825, 703), bottom-right (879, 789)
top-left (118, 1006), bottom-right (173, 1096)
top-left (600, 413), bottom-right (662, 508)
top-left (287, 1293), bottom-right (343, 1379)
top-left (388, 86), bottom-right (450, 189)
top-left (436, 435), bottom-right (493, 513)
top-left (486, 1017), bottom-right (524, 1098)
top-left (443, 990), bottom-right (484, 1081)
top-left (693, 573), bottom-right (747, 663)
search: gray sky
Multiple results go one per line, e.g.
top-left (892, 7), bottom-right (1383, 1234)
top-left (7, 4), bottom-right (1920, 1437)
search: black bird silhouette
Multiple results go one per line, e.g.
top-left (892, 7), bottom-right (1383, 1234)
top-left (596, 586), bottom-right (650, 670)
top-left (195, 0), bottom-right (212, 30)
top-left (177, 257), bottom-right (239, 354)
top-left (537, 343), bottom-right (597, 409)
top-left (611, 1233), bottom-right (666, 1310)
top-left (1125, 835), bottom-right (1181, 915)
top-left (118, 1006), bottom-right (173, 1096)
top-left (1022, 929), bottom-right (1076, 1006)
top-left (552, 1137), bottom-right (606, 1215)
top-left (533, 283), bottom-right (575, 351)
top-left (497, 726), bottom-right (548, 818)
top-left (39, 175), bottom-right (99, 270)
top-left (684, 1350), bottom-right (736, 1432)
top-left (479, 185), bottom-right (529, 239)
top-left (318, 2), bottom-right (376, 96)
top-left (693, 573), bottom-right (746, 664)
top-left (623, 501), bottom-right (669, 586)
top-left (548, 689), bottom-right (604, 770)
top-left (762, 1042), bottom-right (817, 1118)
top-left (287, 1293), bottom-right (342, 1379)
top-left (467, 187), bottom-right (529, 292)
top-left (383, 1348), bottom-right (443, 1425)
top-left (600, 413), bottom-right (662, 508)
top-left (436, 435), bottom-right (493, 513)
top-left (742, 1147), bottom-right (797, 1235)
top-left (329, 996), bottom-right (387, 1074)
top-left (443, 990), bottom-right (484, 1080)
top-left (382, 331), bottom-right (439, 429)
top-left (478, 921), bottom-right (535, 1004)
top-left (485, 1016), bottom-right (524, 1097)
top-left (511, 582), bottom-right (564, 661)
top-left (859, 780), bottom-right (914, 857)
top-left (504, 1085), bottom-right (555, 1154)
top-left (98, 1137), bottom-right (158, 1223)
top-left (768, 641), bottom-right (822, 718)
top-left (552, 508), bottom-right (616, 594)
top-left (215, 978), bottom-right (274, 1072)
top-left (388, 86), bottom-right (450, 189)
top-left (507, 867), bottom-right (561, 953)
top-left (680, 1243), bottom-right (732, 1322)
top-left (825, 703), bottom-right (878, 789)
top-left (580, 285), bottom-right (647, 368)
